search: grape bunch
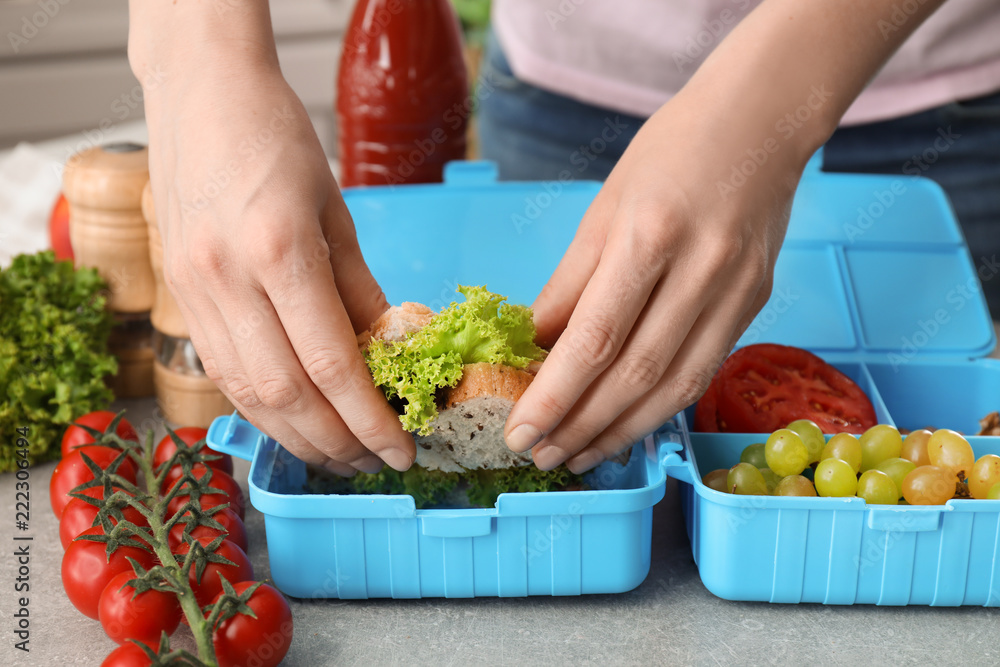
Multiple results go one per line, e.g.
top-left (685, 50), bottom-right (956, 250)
top-left (702, 420), bottom-right (1000, 505)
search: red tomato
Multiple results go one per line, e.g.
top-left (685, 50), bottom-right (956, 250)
top-left (173, 537), bottom-right (254, 607)
top-left (165, 468), bottom-right (246, 520)
top-left (49, 192), bottom-right (73, 262)
top-left (211, 582), bottom-right (293, 667)
top-left (167, 507), bottom-right (248, 553)
top-left (98, 570), bottom-right (182, 645)
top-left (61, 411), bottom-right (138, 458)
top-left (59, 496), bottom-right (147, 550)
top-left (101, 642), bottom-right (155, 667)
top-left (707, 343), bottom-right (877, 434)
top-left (62, 526), bottom-right (155, 619)
top-left (50, 446), bottom-right (138, 517)
top-left (154, 427), bottom-right (233, 476)
top-left (692, 377), bottom-right (722, 432)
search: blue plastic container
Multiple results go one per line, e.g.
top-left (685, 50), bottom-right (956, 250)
top-left (207, 159), bottom-right (1000, 603)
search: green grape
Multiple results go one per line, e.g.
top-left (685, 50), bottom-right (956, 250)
top-left (988, 483), bottom-right (1000, 500)
top-left (900, 429), bottom-right (932, 466)
top-left (859, 424), bottom-right (902, 472)
top-left (727, 462), bottom-right (768, 495)
top-left (739, 443), bottom-right (768, 469)
top-left (787, 419), bottom-right (825, 464)
top-left (764, 429), bottom-right (809, 477)
top-left (821, 433), bottom-right (862, 473)
top-left (856, 469), bottom-right (898, 505)
top-left (926, 429), bottom-right (975, 480)
top-left (902, 465), bottom-right (955, 505)
top-left (875, 457), bottom-right (916, 499)
top-left (773, 475), bottom-right (817, 497)
top-left (759, 468), bottom-right (781, 493)
top-left (702, 468), bottom-right (730, 493)
top-left (814, 458), bottom-right (858, 497)
top-left (968, 455), bottom-right (1000, 499)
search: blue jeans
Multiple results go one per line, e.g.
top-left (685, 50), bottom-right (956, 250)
top-left (477, 31), bottom-right (1000, 316)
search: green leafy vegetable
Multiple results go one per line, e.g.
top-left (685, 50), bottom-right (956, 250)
top-left (0, 252), bottom-right (116, 471)
top-left (364, 285), bottom-right (545, 435)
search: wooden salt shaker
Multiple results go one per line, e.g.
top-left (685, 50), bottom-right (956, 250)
top-left (63, 143), bottom-right (155, 398)
top-left (143, 183), bottom-right (233, 427)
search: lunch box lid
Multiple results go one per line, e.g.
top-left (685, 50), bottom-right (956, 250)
top-left (345, 158), bottom-right (996, 362)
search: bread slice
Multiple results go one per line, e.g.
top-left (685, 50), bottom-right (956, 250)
top-left (361, 304), bottom-right (537, 473)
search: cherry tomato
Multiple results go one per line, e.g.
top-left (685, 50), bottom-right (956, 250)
top-left (165, 468), bottom-right (246, 520)
top-left (59, 496), bottom-right (147, 550)
top-left (62, 526), bottom-right (155, 619)
top-left (702, 343), bottom-right (877, 434)
top-left (61, 411), bottom-right (138, 458)
top-left (211, 582), bottom-right (293, 667)
top-left (50, 446), bottom-right (138, 517)
top-left (49, 192), bottom-right (73, 262)
top-left (154, 427), bottom-right (233, 476)
top-left (173, 536), bottom-right (254, 607)
top-left (167, 507), bottom-right (248, 553)
top-left (98, 570), bottom-right (182, 645)
top-left (101, 642), bottom-right (155, 667)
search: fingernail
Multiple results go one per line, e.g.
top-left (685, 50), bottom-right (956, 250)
top-left (354, 455), bottom-right (385, 474)
top-left (567, 449), bottom-right (605, 474)
top-left (506, 424), bottom-right (543, 453)
top-left (381, 448), bottom-right (412, 472)
top-left (531, 444), bottom-right (565, 471)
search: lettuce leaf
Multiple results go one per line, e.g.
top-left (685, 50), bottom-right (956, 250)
top-left (364, 285), bottom-right (545, 435)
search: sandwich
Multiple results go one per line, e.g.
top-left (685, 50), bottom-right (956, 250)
top-left (308, 286), bottom-right (586, 507)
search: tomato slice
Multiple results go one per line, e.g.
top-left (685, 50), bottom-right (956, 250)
top-left (692, 375), bottom-right (721, 432)
top-left (712, 343), bottom-right (877, 434)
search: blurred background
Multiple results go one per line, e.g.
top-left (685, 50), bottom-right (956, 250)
top-left (0, 0), bottom-right (488, 156)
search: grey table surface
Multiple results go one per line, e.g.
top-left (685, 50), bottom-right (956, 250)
top-left (4, 389), bottom-right (1000, 667)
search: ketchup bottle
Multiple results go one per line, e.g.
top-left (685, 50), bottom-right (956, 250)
top-left (336, 0), bottom-right (468, 187)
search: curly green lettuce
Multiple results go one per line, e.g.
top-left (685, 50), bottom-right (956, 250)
top-left (364, 285), bottom-right (545, 435)
top-left (0, 252), bottom-right (117, 471)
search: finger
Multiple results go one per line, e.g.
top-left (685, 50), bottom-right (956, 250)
top-left (530, 191), bottom-right (615, 347)
top-left (173, 288), bottom-right (365, 478)
top-left (318, 192), bottom-right (390, 333)
top-left (564, 276), bottom-right (772, 473)
top-left (261, 239), bottom-right (416, 471)
top-left (505, 210), bottom-right (665, 454)
top-left (212, 285), bottom-right (390, 473)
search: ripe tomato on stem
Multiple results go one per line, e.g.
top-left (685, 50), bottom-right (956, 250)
top-left (98, 570), bottom-right (182, 645)
top-left (59, 496), bottom-right (147, 550)
top-left (211, 582), bottom-right (293, 667)
top-left (50, 446), bottom-right (138, 517)
top-left (164, 467), bottom-right (246, 520)
top-left (101, 641), bottom-right (155, 667)
top-left (173, 536), bottom-right (254, 607)
top-left (167, 507), bottom-right (248, 553)
top-left (61, 526), bottom-right (155, 619)
top-left (61, 411), bottom-right (138, 458)
top-left (154, 427), bottom-right (233, 476)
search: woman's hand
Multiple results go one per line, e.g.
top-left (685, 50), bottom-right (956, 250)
top-left (504, 91), bottom-right (807, 473)
top-left (142, 57), bottom-right (415, 476)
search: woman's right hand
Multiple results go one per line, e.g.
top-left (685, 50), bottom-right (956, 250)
top-left (141, 55), bottom-right (415, 476)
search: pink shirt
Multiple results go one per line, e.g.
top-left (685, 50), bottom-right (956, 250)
top-left (492, 0), bottom-right (1000, 125)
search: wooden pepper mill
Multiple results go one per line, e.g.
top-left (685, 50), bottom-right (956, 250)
top-left (142, 182), bottom-right (233, 427)
top-left (63, 143), bottom-right (155, 398)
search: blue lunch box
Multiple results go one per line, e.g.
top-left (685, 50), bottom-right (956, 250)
top-left (207, 159), bottom-right (1000, 603)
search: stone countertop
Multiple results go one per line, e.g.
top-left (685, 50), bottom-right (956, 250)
top-left (3, 397), bottom-right (1000, 667)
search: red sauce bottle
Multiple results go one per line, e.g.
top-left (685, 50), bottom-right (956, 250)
top-left (336, 0), bottom-right (469, 187)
